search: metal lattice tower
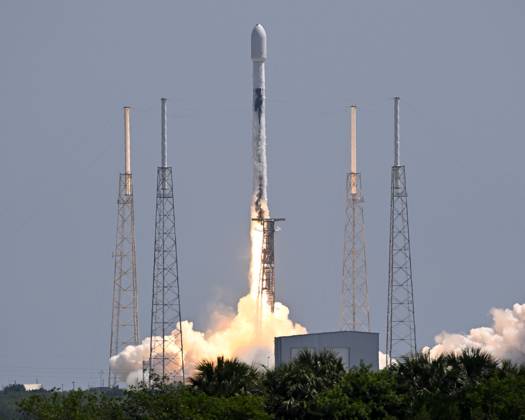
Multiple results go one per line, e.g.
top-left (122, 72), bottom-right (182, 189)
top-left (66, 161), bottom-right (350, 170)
top-left (386, 97), bottom-right (417, 364)
top-left (109, 107), bottom-right (139, 387)
top-left (341, 105), bottom-right (370, 332)
top-left (148, 98), bottom-right (185, 383)
top-left (253, 217), bottom-right (285, 313)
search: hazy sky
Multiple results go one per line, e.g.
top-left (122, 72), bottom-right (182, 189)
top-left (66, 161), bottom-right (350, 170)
top-left (1, 1), bottom-right (524, 388)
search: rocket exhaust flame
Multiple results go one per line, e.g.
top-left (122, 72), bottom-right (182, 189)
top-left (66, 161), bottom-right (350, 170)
top-left (110, 195), bottom-right (305, 385)
top-left (110, 292), bottom-right (306, 385)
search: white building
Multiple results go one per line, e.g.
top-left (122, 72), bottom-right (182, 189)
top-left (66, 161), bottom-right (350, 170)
top-left (275, 330), bottom-right (379, 370)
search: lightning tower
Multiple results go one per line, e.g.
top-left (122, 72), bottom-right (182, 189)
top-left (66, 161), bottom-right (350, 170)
top-left (109, 107), bottom-right (139, 386)
top-left (341, 105), bottom-right (370, 332)
top-left (386, 97), bottom-right (416, 363)
top-left (148, 98), bottom-right (185, 383)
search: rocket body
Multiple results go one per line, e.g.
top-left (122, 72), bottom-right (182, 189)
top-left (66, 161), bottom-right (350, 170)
top-left (251, 24), bottom-right (269, 220)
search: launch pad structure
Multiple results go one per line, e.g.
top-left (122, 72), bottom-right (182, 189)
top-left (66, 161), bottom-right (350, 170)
top-left (102, 24), bottom-right (419, 388)
top-left (109, 107), bottom-right (140, 387)
top-left (341, 105), bottom-right (371, 333)
top-left (386, 97), bottom-right (417, 363)
top-left (252, 217), bottom-right (285, 312)
top-left (148, 98), bottom-right (185, 383)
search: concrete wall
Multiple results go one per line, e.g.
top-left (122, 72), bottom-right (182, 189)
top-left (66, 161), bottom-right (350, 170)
top-left (275, 331), bottom-right (379, 370)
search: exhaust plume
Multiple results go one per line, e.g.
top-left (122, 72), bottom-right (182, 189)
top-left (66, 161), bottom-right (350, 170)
top-left (109, 199), bottom-right (306, 385)
top-left (422, 303), bottom-right (525, 363)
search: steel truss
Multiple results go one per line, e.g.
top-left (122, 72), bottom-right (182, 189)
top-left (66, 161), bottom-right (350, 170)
top-left (252, 217), bottom-right (284, 319)
top-left (386, 164), bottom-right (416, 363)
top-left (341, 172), bottom-right (370, 332)
top-left (149, 167), bottom-right (185, 383)
top-left (109, 173), bottom-right (139, 387)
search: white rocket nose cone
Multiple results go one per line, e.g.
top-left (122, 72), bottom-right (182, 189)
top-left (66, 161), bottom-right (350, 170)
top-left (251, 24), bottom-right (267, 62)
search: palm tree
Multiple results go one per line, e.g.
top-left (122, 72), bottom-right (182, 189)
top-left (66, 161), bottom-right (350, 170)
top-left (454, 347), bottom-right (497, 384)
top-left (263, 349), bottom-right (345, 419)
top-left (392, 347), bottom-right (500, 418)
top-left (189, 356), bottom-right (261, 397)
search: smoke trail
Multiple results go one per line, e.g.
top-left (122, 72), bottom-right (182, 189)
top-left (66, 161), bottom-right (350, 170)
top-left (422, 303), bottom-right (525, 363)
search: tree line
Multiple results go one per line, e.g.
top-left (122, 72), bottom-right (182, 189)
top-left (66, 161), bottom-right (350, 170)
top-left (13, 348), bottom-right (525, 419)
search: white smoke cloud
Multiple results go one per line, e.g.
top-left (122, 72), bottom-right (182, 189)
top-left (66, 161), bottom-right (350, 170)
top-left (109, 198), bottom-right (308, 385)
top-left (423, 303), bottom-right (525, 363)
top-left (110, 293), bottom-right (306, 384)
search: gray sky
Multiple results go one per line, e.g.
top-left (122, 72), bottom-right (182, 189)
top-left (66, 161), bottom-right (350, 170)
top-left (1, 0), bottom-right (524, 388)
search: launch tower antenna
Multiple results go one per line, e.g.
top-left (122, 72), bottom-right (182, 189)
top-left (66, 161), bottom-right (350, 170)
top-left (109, 107), bottom-right (140, 387)
top-left (148, 98), bottom-right (185, 383)
top-left (341, 105), bottom-right (371, 332)
top-left (386, 97), bottom-right (417, 364)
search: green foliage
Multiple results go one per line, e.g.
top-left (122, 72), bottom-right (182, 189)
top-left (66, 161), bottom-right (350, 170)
top-left (391, 347), bottom-right (523, 419)
top-left (263, 349), bottom-right (345, 418)
top-left (15, 349), bottom-right (525, 419)
top-left (18, 389), bottom-right (122, 419)
top-left (461, 366), bottom-right (525, 419)
top-left (124, 386), bottom-right (269, 420)
top-left (0, 386), bottom-right (44, 419)
top-left (18, 381), bottom-right (269, 420)
top-left (314, 365), bottom-right (405, 419)
top-left (189, 356), bottom-right (262, 397)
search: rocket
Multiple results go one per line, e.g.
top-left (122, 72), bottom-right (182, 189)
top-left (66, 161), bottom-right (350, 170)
top-left (251, 24), bottom-right (269, 220)
top-left (250, 24), bottom-right (285, 313)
